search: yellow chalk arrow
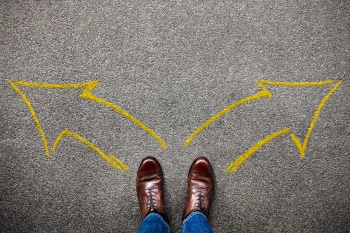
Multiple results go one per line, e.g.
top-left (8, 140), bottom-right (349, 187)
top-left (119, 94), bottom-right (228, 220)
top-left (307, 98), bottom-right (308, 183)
top-left (182, 79), bottom-right (341, 173)
top-left (8, 79), bottom-right (167, 171)
top-left (184, 79), bottom-right (335, 147)
top-left (10, 80), bottom-right (167, 151)
top-left (224, 80), bottom-right (342, 174)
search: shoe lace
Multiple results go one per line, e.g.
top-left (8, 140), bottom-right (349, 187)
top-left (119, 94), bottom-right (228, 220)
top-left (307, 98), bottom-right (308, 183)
top-left (193, 186), bottom-right (212, 210)
top-left (143, 188), bottom-right (167, 212)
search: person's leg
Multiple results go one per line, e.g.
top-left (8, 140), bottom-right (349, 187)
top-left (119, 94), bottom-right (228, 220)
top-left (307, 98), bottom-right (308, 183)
top-left (181, 157), bottom-right (215, 233)
top-left (180, 211), bottom-right (213, 233)
top-left (136, 157), bottom-right (169, 233)
top-left (138, 212), bottom-right (170, 233)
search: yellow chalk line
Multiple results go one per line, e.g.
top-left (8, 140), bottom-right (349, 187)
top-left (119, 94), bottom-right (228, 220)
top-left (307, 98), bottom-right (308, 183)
top-left (15, 80), bottom-right (90, 89)
top-left (290, 80), bottom-right (342, 158)
top-left (225, 128), bottom-right (291, 174)
top-left (8, 81), bottom-right (51, 158)
top-left (13, 80), bottom-right (167, 150)
top-left (108, 154), bottom-right (130, 172)
top-left (52, 128), bottom-right (129, 171)
top-left (259, 80), bottom-right (334, 86)
top-left (184, 81), bottom-right (273, 147)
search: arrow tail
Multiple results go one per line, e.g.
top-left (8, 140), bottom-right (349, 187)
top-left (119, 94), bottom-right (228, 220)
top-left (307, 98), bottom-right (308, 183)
top-left (81, 92), bottom-right (167, 150)
top-left (52, 128), bottom-right (129, 171)
top-left (184, 82), bottom-right (272, 147)
top-left (108, 154), bottom-right (130, 172)
top-left (226, 128), bottom-right (291, 174)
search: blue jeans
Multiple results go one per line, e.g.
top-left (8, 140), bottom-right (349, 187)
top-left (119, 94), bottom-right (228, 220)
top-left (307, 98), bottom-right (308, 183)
top-left (138, 211), bottom-right (213, 233)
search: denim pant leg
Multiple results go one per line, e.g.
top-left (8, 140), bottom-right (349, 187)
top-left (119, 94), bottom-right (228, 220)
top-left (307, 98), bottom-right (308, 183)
top-left (138, 212), bottom-right (171, 233)
top-left (180, 211), bottom-right (213, 233)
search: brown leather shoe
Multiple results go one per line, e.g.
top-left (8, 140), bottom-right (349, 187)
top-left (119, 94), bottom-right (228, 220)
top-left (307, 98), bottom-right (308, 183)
top-left (183, 157), bottom-right (214, 220)
top-left (136, 157), bottom-right (168, 221)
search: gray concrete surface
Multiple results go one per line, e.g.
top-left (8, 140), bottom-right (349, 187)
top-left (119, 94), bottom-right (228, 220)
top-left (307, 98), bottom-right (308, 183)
top-left (1, 0), bottom-right (349, 232)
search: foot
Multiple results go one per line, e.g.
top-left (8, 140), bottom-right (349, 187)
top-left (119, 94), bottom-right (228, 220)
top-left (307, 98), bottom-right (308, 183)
top-left (136, 157), bottom-right (168, 221)
top-left (183, 157), bottom-right (214, 220)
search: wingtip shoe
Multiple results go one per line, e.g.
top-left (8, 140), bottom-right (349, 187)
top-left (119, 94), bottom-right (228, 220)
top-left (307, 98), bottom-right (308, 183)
top-left (183, 157), bottom-right (215, 220)
top-left (136, 157), bottom-right (168, 222)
